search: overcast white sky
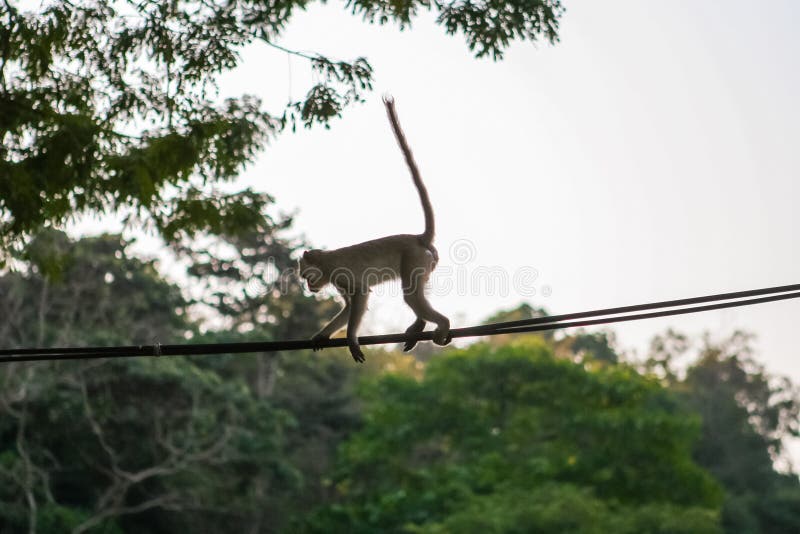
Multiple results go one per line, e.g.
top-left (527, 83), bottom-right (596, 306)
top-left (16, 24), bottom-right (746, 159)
top-left (69, 0), bottom-right (800, 460)
top-left (205, 0), bottom-right (800, 375)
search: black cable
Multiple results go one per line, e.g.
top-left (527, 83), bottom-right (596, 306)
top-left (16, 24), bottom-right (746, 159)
top-left (4, 282), bottom-right (796, 358)
top-left (1, 284), bottom-right (798, 364)
top-left (462, 282), bottom-right (800, 336)
top-left (474, 291), bottom-right (800, 336)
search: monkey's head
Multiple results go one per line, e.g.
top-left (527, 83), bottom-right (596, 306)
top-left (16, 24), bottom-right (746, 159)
top-left (298, 250), bottom-right (328, 293)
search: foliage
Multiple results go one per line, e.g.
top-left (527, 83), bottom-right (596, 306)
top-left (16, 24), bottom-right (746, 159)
top-left (656, 331), bottom-right (800, 534)
top-left (176, 221), bottom-right (440, 527)
top-left (409, 484), bottom-right (720, 534)
top-left (5, 236), bottom-right (799, 534)
top-left (481, 302), bottom-right (554, 343)
top-left (0, 229), bottom-right (188, 348)
top-left (0, 229), bottom-right (440, 532)
top-left (176, 216), bottom-right (335, 344)
top-left (0, 231), bottom-right (299, 533)
top-left (482, 302), bottom-right (548, 325)
top-left (301, 337), bottom-right (722, 532)
top-left (480, 304), bottom-right (621, 364)
top-left (0, 0), bottom-right (564, 256)
top-left (0, 358), bottom-right (298, 533)
top-left (564, 330), bottom-right (619, 364)
top-left (173, 222), bottom-right (366, 529)
top-left (178, 219), bottom-right (334, 509)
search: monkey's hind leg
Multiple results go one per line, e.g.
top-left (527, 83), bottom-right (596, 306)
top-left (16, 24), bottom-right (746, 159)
top-left (403, 290), bottom-right (450, 347)
top-left (346, 292), bottom-right (369, 363)
top-left (402, 318), bottom-right (427, 352)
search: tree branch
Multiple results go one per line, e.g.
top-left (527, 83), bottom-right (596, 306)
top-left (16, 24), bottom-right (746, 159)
top-left (73, 492), bottom-right (182, 534)
top-left (263, 40), bottom-right (322, 62)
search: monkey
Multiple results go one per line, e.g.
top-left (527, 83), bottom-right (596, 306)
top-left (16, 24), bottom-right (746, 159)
top-left (297, 96), bottom-right (451, 363)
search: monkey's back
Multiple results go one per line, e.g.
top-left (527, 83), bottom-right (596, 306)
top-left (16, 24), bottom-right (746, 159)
top-left (323, 234), bottom-right (436, 288)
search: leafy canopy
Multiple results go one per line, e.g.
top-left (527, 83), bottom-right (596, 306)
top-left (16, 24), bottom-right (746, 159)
top-left (302, 338), bottom-right (722, 533)
top-left (0, 231), bottom-right (301, 533)
top-left (650, 331), bottom-right (800, 534)
top-left (0, 0), bottom-right (564, 256)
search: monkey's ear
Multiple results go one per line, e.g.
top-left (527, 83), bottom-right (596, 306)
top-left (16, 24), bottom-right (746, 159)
top-left (302, 250), bottom-right (310, 259)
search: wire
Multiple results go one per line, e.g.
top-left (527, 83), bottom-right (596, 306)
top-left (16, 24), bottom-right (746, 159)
top-left (476, 291), bottom-right (800, 335)
top-left (1, 284), bottom-right (799, 364)
top-left (459, 282), bottom-right (800, 337)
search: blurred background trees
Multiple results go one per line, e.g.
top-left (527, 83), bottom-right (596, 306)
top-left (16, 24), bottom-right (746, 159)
top-left (302, 338), bottom-right (723, 533)
top-left (0, 231), bottom-right (302, 532)
top-left (672, 333), bottom-right (800, 533)
top-left (1, 229), bottom-right (798, 533)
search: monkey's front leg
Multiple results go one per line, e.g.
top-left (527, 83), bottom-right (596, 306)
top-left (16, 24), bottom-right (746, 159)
top-left (311, 299), bottom-right (350, 352)
top-left (346, 292), bottom-right (369, 363)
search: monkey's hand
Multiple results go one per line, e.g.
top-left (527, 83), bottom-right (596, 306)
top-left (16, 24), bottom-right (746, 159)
top-left (348, 344), bottom-right (366, 364)
top-left (311, 333), bottom-right (329, 352)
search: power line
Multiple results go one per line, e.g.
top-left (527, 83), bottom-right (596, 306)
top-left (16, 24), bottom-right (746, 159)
top-left (459, 282), bottom-right (800, 337)
top-left (1, 284), bottom-right (799, 364)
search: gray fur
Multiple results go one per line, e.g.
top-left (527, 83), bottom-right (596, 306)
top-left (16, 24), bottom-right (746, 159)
top-left (299, 98), bottom-right (451, 363)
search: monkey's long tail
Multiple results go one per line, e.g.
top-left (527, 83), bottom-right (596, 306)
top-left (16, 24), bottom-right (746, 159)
top-left (383, 96), bottom-right (435, 246)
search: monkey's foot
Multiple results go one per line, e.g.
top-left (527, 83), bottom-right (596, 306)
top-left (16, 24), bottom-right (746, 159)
top-left (311, 334), bottom-right (329, 352)
top-left (403, 319), bottom-right (427, 352)
top-left (432, 327), bottom-right (451, 346)
top-left (348, 344), bottom-right (366, 364)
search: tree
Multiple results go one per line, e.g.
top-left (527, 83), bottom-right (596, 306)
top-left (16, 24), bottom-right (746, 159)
top-left (175, 216), bottom-right (339, 389)
top-left (481, 304), bottom-right (620, 363)
top-left (0, 229), bottom-right (188, 348)
top-left (173, 222), bottom-right (367, 530)
top-left (0, 0), bottom-right (565, 256)
top-left (302, 338), bottom-right (722, 533)
top-left (0, 227), bottom-right (420, 533)
top-left (670, 332), bottom-right (800, 534)
top-left (0, 231), bottom-right (300, 533)
top-left (552, 329), bottom-right (620, 364)
top-left (482, 302), bottom-right (554, 344)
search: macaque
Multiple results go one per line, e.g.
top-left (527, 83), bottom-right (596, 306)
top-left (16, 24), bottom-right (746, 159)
top-left (298, 97), bottom-right (450, 363)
